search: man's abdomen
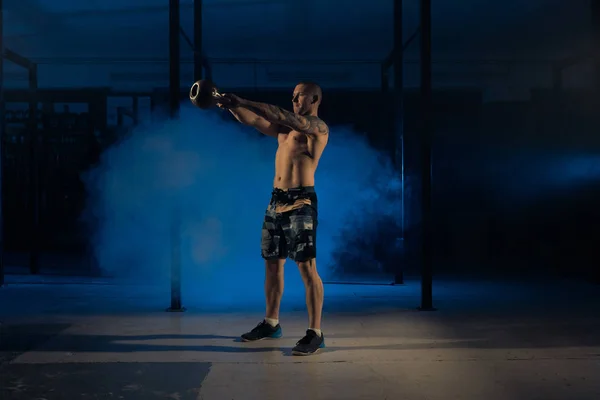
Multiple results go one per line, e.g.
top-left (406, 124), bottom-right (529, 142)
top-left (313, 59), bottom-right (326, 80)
top-left (273, 158), bottom-right (317, 189)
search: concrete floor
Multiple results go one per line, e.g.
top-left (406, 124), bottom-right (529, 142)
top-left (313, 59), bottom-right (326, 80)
top-left (1, 275), bottom-right (599, 400)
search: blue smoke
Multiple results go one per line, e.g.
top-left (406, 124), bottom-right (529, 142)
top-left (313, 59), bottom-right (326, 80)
top-left (82, 105), bottom-right (400, 308)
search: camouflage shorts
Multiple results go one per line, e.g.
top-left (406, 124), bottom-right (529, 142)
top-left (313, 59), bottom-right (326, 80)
top-left (261, 187), bottom-right (318, 262)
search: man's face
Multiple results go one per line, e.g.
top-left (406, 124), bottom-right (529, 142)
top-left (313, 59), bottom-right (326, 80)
top-left (292, 84), bottom-right (314, 115)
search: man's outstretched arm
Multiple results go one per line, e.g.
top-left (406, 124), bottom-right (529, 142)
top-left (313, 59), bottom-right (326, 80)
top-left (223, 106), bottom-right (280, 138)
top-left (240, 100), bottom-right (328, 135)
top-left (223, 96), bottom-right (327, 135)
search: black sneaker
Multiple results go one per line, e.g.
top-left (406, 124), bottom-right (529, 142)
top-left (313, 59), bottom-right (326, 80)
top-left (241, 320), bottom-right (283, 342)
top-left (292, 329), bottom-right (326, 356)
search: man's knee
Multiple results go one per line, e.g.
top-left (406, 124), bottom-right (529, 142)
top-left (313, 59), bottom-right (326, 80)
top-left (296, 258), bottom-right (320, 282)
top-left (265, 259), bottom-right (285, 277)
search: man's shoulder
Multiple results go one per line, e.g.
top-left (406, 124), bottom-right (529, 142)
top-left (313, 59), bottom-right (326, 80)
top-left (306, 116), bottom-right (329, 135)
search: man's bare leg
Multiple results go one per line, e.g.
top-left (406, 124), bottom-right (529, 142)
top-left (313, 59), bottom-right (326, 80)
top-left (265, 259), bottom-right (286, 320)
top-left (240, 258), bottom-right (285, 342)
top-left (297, 258), bottom-right (324, 331)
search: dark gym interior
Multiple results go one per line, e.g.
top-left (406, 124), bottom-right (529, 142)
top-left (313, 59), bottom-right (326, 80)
top-left (1, 1), bottom-right (599, 399)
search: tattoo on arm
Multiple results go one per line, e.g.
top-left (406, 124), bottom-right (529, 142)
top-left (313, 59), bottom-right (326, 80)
top-left (240, 101), bottom-right (328, 134)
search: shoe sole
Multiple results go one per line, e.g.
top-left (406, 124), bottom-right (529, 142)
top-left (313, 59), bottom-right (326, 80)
top-left (240, 335), bottom-right (282, 342)
top-left (292, 348), bottom-right (323, 356)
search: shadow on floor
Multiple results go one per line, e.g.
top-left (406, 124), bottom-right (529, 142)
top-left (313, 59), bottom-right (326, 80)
top-left (0, 323), bottom-right (72, 364)
top-left (3, 322), bottom-right (600, 357)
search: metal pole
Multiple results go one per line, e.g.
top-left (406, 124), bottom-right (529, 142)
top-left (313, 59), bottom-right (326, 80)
top-left (393, 0), bottom-right (404, 285)
top-left (193, 0), bottom-right (203, 82)
top-left (0, 0), bottom-right (4, 287)
top-left (592, 0), bottom-right (600, 90)
top-left (168, 206), bottom-right (184, 312)
top-left (419, 0), bottom-right (435, 311)
top-left (593, 0), bottom-right (600, 284)
top-left (169, 0), bottom-right (181, 120)
top-left (167, 0), bottom-right (185, 312)
top-left (28, 63), bottom-right (39, 274)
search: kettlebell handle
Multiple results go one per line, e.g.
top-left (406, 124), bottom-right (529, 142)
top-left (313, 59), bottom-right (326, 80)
top-left (189, 79), bottom-right (223, 109)
top-left (189, 80), bottom-right (222, 99)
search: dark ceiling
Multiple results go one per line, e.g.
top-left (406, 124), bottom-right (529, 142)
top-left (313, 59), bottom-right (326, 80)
top-left (3, 0), bottom-right (593, 62)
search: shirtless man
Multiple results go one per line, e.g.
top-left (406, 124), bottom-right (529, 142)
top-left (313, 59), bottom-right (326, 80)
top-left (217, 82), bottom-right (329, 356)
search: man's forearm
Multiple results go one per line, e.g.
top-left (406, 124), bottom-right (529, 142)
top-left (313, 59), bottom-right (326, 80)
top-left (238, 100), bottom-right (311, 132)
top-left (229, 107), bottom-right (260, 125)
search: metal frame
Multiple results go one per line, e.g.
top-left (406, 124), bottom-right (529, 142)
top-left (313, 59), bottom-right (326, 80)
top-left (392, 0), bottom-right (404, 285)
top-left (383, 0), bottom-right (434, 308)
top-left (166, 0), bottom-right (208, 311)
top-left (0, 0), bottom-right (4, 287)
top-left (167, 0), bottom-right (185, 312)
top-left (419, 0), bottom-right (434, 311)
top-left (593, 0), bottom-right (600, 92)
top-left (166, 0), bottom-right (207, 312)
top-left (193, 0), bottom-right (203, 82)
top-left (0, 6), bottom-right (41, 284)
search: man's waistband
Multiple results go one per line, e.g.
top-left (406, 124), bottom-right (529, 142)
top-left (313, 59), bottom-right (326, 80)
top-left (272, 186), bottom-right (315, 195)
top-left (271, 186), bottom-right (316, 203)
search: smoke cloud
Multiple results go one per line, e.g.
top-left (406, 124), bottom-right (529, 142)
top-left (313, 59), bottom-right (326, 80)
top-left (82, 105), bottom-right (401, 308)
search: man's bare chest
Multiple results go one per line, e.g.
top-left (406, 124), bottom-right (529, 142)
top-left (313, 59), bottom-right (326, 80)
top-left (277, 132), bottom-right (311, 155)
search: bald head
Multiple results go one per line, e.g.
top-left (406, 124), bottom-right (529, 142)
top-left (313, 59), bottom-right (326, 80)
top-left (297, 81), bottom-right (322, 103)
top-left (293, 81), bottom-right (322, 116)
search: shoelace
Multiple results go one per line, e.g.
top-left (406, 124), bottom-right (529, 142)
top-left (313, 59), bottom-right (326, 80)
top-left (296, 330), bottom-right (316, 345)
top-left (251, 321), bottom-right (268, 332)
